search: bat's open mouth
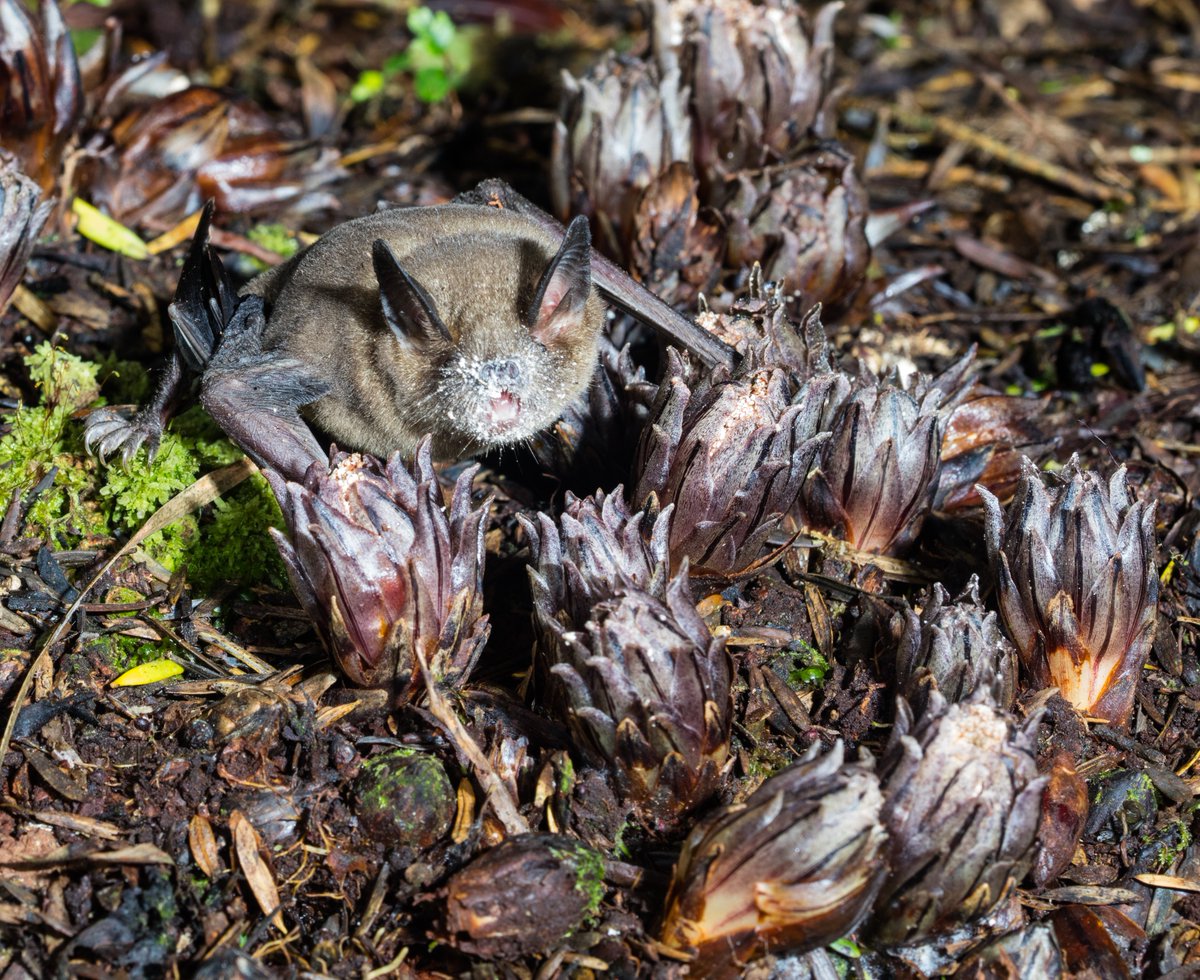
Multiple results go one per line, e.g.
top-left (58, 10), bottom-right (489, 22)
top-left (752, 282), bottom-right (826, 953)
top-left (486, 391), bottom-right (521, 432)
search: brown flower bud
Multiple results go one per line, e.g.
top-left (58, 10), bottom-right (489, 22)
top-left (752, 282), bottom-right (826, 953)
top-left (871, 694), bottom-right (1045, 946)
top-left (0, 0), bottom-right (81, 192)
top-left (545, 571), bottom-right (733, 829)
top-left (0, 158), bottom-right (54, 315)
top-left (721, 145), bottom-right (870, 310)
top-left (794, 370), bottom-right (948, 558)
top-left (661, 741), bottom-right (886, 977)
top-left (895, 576), bottom-right (1018, 710)
top-left (635, 347), bottom-right (833, 577)
top-left (667, 0), bottom-right (843, 175)
top-left (268, 441), bottom-right (490, 703)
top-left (442, 833), bottom-right (606, 960)
top-left (981, 456), bottom-right (1158, 725)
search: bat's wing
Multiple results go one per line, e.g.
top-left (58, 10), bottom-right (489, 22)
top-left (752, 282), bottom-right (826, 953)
top-left (201, 297), bottom-right (331, 481)
top-left (168, 200), bottom-right (238, 372)
top-left (457, 179), bottom-right (735, 371)
top-left (87, 201), bottom-right (242, 465)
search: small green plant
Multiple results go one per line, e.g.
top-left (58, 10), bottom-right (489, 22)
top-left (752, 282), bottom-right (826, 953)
top-left (351, 7), bottom-right (473, 105)
top-left (788, 640), bottom-right (830, 688)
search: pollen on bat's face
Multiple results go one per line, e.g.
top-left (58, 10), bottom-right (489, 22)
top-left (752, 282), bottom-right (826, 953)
top-left (433, 338), bottom-right (571, 450)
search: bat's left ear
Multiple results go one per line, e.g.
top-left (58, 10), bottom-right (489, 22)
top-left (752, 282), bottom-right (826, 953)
top-left (528, 215), bottom-right (593, 344)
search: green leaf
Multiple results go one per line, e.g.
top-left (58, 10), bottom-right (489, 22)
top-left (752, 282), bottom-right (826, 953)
top-left (427, 10), bottom-right (456, 51)
top-left (71, 198), bottom-right (149, 259)
top-left (350, 69), bottom-right (386, 103)
top-left (413, 68), bottom-right (451, 104)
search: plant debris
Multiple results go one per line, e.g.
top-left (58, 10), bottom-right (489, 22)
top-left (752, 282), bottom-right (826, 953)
top-left (2, 0), bottom-right (1200, 977)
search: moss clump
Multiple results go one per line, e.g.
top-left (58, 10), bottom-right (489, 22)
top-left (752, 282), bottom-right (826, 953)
top-left (0, 344), bottom-right (286, 590)
top-left (570, 843), bottom-right (606, 921)
top-left (354, 748), bottom-right (456, 848)
top-left (0, 344), bottom-right (105, 540)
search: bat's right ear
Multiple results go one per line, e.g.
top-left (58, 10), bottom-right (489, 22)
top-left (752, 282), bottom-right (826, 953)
top-left (528, 215), bottom-right (592, 344)
top-left (372, 239), bottom-right (452, 347)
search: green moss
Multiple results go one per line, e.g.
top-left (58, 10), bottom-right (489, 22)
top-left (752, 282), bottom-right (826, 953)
top-left (0, 345), bottom-right (285, 591)
top-left (611, 819), bottom-right (630, 860)
top-left (24, 343), bottom-right (102, 412)
top-left (247, 223), bottom-right (301, 260)
top-left (186, 474), bottom-right (286, 592)
top-left (787, 639), bottom-right (829, 689)
top-left (557, 755), bottom-right (575, 795)
top-left (570, 844), bottom-right (606, 922)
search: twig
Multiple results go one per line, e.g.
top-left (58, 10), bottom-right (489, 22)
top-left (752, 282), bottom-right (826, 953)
top-left (890, 109), bottom-right (1134, 204)
top-left (416, 649), bottom-right (529, 836)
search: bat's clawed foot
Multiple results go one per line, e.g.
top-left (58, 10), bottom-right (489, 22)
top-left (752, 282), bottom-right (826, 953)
top-left (82, 407), bottom-right (165, 467)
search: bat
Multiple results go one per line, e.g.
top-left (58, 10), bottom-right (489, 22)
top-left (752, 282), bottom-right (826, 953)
top-left (84, 182), bottom-right (735, 480)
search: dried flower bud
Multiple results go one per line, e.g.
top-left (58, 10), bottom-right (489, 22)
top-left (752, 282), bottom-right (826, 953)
top-left (981, 456), bottom-right (1158, 726)
top-left (546, 572), bottom-right (733, 828)
top-left (0, 0), bottom-right (81, 192)
top-left (721, 145), bottom-right (870, 310)
top-left (794, 371), bottom-right (946, 557)
top-left (267, 441), bottom-right (490, 703)
top-left (627, 161), bottom-right (725, 305)
top-left (524, 485), bottom-right (671, 630)
top-left (895, 576), bottom-right (1018, 710)
top-left (635, 347), bottom-right (833, 577)
top-left (661, 741), bottom-right (886, 977)
top-left (871, 695), bottom-right (1045, 946)
top-left (551, 52), bottom-right (691, 256)
top-left (442, 833), bottom-right (606, 960)
top-left (937, 388), bottom-right (1054, 513)
top-left (0, 158), bottom-right (54, 315)
top-left (957, 922), bottom-right (1063, 979)
top-left (1030, 753), bottom-right (1088, 888)
top-left (354, 748), bottom-right (455, 849)
top-left (665, 0), bottom-right (842, 175)
top-left (697, 279), bottom-right (833, 380)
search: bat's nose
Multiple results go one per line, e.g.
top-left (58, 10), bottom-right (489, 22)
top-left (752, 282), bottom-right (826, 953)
top-left (481, 358), bottom-right (521, 387)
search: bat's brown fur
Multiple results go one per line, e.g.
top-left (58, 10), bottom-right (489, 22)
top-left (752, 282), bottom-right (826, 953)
top-left (246, 204), bottom-right (605, 460)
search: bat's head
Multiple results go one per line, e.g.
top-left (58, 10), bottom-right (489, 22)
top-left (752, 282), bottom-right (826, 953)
top-left (371, 215), bottom-right (604, 457)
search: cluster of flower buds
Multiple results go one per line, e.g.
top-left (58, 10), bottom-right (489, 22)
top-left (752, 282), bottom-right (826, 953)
top-left (0, 157), bottom-right (53, 315)
top-left (894, 576), bottom-right (1018, 711)
top-left (267, 440), bottom-right (491, 704)
top-left (660, 741), bottom-right (886, 976)
top-left (633, 347), bottom-right (834, 577)
top-left (525, 490), bottom-right (732, 828)
top-left (553, 0), bottom-right (883, 310)
top-left (0, 0), bottom-right (82, 193)
top-left (982, 456), bottom-right (1158, 726)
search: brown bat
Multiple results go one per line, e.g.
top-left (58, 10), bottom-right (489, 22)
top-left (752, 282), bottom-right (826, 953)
top-left (84, 181), bottom-right (734, 481)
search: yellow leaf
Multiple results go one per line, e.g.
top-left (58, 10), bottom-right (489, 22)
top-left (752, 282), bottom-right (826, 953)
top-left (111, 658), bottom-right (183, 687)
top-left (71, 198), bottom-right (149, 259)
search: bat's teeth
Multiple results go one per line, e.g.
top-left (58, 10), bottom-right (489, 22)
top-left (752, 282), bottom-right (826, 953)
top-left (486, 392), bottom-right (521, 433)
